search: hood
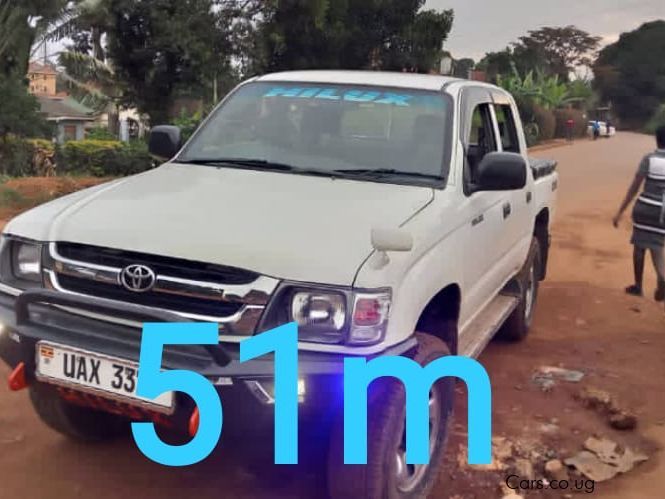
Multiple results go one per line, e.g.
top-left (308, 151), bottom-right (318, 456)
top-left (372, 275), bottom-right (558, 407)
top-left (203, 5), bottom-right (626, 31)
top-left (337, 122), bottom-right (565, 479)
top-left (5, 164), bottom-right (434, 285)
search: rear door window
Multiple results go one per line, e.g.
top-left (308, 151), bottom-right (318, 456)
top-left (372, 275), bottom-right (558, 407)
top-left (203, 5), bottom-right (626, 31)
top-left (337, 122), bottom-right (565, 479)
top-left (494, 105), bottom-right (520, 153)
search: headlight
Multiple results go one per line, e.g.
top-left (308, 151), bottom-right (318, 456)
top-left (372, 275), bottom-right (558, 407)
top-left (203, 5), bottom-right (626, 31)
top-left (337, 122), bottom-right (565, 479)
top-left (290, 290), bottom-right (347, 343)
top-left (270, 285), bottom-right (390, 345)
top-left (11, 241), bottom-right (42, 283)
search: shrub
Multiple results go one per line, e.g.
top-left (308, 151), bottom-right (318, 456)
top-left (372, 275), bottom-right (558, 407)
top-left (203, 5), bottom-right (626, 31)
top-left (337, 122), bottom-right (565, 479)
top-left (113, 140), bottom-right (153, 176)
top-left (0, 137), bottom-right (35, 176)
top-left (533, 106), bottom-right (556, 141)
top-left (173, 110), bottom-right (204, 142)
top-left (86, 126), bottom-right (118, 141)
top-left (57, 140), bottom-right (123, 176)
top-left (26, 138), bottom-right (55, 153)
top-left (553, 108), bottom-right (588, 138)
top-left (645, 104), bottom-right (665, 134)
top-left (57, 139), bottom-right (153, 177)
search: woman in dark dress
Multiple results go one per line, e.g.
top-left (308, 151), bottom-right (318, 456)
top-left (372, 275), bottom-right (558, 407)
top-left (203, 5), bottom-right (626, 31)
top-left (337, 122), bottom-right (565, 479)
top-left (613, 126), bottom-right (665, 307)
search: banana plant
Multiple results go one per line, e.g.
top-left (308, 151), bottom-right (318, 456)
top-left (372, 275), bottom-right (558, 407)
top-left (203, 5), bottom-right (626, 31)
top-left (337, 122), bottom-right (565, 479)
top-left (497, 65), bottom-right (590, 110)
top-left (1, 0), bottom-right (70, 74)
top-left (37, 0), bottom-right (124, 131)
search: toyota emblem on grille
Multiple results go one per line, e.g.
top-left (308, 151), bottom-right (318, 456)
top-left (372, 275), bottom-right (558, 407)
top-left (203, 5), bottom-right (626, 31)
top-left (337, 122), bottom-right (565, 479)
top-left (120, 264), bottom-right (156, 293)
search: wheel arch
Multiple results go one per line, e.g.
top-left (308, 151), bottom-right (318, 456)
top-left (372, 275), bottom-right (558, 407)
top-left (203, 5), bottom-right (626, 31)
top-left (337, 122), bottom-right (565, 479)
top-left (415, 284), bottom-right (461, 355)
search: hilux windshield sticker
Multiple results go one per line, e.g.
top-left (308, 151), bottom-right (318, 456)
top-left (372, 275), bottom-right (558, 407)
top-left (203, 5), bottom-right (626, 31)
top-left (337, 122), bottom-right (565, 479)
top-left (263, 87), bottom-right (414, 107)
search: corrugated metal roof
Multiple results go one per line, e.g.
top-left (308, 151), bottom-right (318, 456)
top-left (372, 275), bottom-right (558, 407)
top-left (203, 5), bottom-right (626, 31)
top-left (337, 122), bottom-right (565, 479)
top-left (37, 95), bottom-right (96, 121)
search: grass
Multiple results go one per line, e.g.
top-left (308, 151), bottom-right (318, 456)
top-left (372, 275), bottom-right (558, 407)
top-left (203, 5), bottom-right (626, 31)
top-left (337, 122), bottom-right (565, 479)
top-left (0, 184), bottom-right (27, 208)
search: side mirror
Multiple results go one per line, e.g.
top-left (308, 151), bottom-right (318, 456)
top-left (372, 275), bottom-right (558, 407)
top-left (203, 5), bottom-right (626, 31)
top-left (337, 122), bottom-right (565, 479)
top-left (475, 152), bottom-right (527, 192)
top-left (148, 125), bottom-right (182, 161)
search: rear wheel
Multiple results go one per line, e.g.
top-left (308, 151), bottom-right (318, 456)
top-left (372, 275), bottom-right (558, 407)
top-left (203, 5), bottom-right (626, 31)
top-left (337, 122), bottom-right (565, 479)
top-left (499, 237), bottom-right (542, 341)
top-left (30, 382), bottom-right (128, 442)
top-left (327, 333), bottom-right (454, 499)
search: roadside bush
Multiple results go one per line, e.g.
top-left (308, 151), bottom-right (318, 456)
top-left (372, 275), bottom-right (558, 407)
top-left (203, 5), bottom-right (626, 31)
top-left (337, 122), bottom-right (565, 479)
top-left (86, 126), bottom-right (118, 141)
top-left (57, 139), bottom-right (153, 177)
top-left (533, 106), bottom-right (556, 141)
top-left (173, 110), bottom-right (204, 142)
top-left (645, 104), bottom-right (665, 134)
top-left (57, 140), bottom-right (123, 176)
top-left (553, 108), bottom-right (588, 138)
top-left (113, 140), bottom-right (153, 176)
top-left (0, 137), bottom-right (35, 176)
top-left (26, 138), bottom-right (55, 154)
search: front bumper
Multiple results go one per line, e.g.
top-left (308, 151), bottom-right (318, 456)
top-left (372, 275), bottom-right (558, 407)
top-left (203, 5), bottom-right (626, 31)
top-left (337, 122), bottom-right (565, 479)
top-left (0, 289), bottom-right (415, 433)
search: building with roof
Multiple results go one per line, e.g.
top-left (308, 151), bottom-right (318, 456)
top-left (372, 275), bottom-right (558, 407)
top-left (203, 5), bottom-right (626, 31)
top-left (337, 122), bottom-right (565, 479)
top-left (27, 61), bottom-right (59, 97)
top-left (27, 61), bottom-right (98, 142)
top-left (36, 95), bottom-right (97, 143)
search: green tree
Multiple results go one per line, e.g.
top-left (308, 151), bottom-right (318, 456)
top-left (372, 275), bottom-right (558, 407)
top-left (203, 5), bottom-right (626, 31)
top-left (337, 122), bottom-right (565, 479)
top-left (516, 26), bottom-right (601, 80)
top-left (258, 0), bottom-right (453, 73)
top-left (1, 0), bottom-right (69, 76)
top-left (452, 58), bottom-right (475, 78)
top-left (46, 0), bottom-right (253, 120)
top-left (44, 0), bottom-right (109, 60)
top-left (43, 1), bottom-right (125, 133)
top-left (0, 0), bottom-right (59, 142)
top-left (0, 74), bottom-right (50, 140)
top-left (386, 8), bottom-right (454, 73)
top-left (478, 45), bottom-right (548, 83)
top-left (593, 21), bottom-right (665, 127)
top-left (56, 0), bottom-right (230, 125)
top-left (480, 26), bottom-right (600, 83)
top-left (477, 49), bottom-right (514, 82)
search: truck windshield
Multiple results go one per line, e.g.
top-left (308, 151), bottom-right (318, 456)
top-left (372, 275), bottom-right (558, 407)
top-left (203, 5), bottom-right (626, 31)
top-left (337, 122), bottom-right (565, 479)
top-left (178, 82), bottom-right (451, 182)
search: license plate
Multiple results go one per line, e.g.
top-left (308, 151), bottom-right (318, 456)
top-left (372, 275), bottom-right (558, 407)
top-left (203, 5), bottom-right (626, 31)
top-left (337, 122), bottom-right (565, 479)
top-left (35, 342), bottom-right (174, 413)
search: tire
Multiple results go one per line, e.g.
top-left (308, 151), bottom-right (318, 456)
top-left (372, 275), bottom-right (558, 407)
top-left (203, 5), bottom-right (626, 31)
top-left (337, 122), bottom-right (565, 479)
top-left (499, 237), bottom-right (542, 341)
top-left (327, 333), bottom-right (454, 499)
top-left (29, 382), bottom-right (128, 442)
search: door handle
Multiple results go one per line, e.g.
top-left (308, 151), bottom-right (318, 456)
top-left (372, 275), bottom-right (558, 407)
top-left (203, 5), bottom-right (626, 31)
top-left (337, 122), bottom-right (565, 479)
top-left (472, 214), bottom-right (484, 226)
top-left (503, 202), bottom-right (512, 219)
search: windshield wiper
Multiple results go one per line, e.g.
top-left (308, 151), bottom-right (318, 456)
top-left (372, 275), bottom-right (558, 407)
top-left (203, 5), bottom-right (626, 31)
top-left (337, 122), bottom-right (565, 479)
top-left (176, 157), bottom-right (336, 177)
top-left (176, 157), bottom-right (290, 169)
top-left (333, 168), bottom-right (442, 180)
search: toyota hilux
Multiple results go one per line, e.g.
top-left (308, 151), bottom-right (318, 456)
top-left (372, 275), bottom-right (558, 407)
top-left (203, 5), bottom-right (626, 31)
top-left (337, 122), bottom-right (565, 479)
top-left (0, 70), bottom-right (557, 498)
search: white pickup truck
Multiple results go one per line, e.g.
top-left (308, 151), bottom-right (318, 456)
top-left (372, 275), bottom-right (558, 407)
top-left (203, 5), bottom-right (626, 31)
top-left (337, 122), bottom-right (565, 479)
top-left (0, 71), bottom-right (557, 498)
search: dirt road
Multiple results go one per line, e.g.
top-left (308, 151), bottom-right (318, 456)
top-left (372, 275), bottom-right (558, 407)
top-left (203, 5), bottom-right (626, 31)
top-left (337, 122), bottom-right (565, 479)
top-left (1, 133), bottom-right (664, 498)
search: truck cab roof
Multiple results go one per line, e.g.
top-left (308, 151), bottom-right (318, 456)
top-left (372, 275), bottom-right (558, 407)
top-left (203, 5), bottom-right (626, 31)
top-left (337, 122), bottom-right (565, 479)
top-left (255, 70), bottom-right (463, 92)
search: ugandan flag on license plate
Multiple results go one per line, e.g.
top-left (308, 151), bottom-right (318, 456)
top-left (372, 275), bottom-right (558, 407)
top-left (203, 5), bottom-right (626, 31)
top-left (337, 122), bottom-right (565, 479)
top-left (39, 345), bottom-right (54, 359)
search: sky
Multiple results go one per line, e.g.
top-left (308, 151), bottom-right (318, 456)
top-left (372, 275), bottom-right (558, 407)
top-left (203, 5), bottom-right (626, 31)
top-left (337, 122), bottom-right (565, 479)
top-left (425, 0), bottom-right (665, 62)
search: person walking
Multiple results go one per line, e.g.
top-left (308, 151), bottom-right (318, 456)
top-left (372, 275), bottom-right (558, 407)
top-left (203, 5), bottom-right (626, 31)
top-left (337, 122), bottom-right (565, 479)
top-left (592, 120), bottom-right (601, 140)
top-left (613, 125), bottom-right (665, 308)
top-left (565, 118), bottom-right (575, 142)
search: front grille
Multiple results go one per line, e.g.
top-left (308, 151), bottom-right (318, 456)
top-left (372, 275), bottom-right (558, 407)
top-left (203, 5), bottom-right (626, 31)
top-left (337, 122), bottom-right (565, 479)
top-left (58, 274), bottom-right (243, 318)
top-left (47, 242), bottom-right (279, 327)
top-left (56, 242), bottom-right (259, 285)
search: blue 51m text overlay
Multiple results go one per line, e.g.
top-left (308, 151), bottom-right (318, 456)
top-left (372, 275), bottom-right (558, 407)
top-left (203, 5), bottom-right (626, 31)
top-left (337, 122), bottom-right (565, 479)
top-left (131, 322), bottom-right (492, 466)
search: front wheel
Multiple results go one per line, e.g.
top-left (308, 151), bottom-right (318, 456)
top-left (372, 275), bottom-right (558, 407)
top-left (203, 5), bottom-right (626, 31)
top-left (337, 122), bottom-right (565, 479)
top-left (327, 333), bottom-right (454, 499)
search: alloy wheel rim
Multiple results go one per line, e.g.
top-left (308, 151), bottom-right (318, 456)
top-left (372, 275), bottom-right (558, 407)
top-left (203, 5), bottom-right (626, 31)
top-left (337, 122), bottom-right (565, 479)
top-left (524, 262), bottom-right (536, 324)
top-left (395, 388), bottom-right (441, 493)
